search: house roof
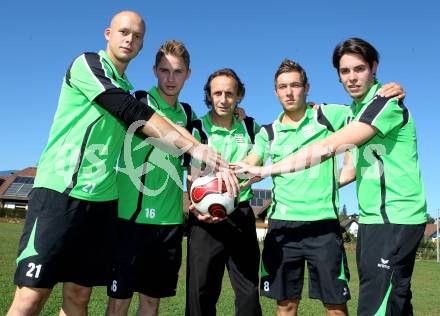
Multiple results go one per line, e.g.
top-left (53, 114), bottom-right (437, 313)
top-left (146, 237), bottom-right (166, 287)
top-left (340, 218), bottom-right (358, 228)
top-left (0, 167), bottom-right (37, 200)
top-left (252, 199), bottom-right (271, 218)
top-left (0, 176), bottom-right (8, 187)
top-left (250, 189), bottom-right (272, 218)
top-left (424, 223), bottom-right (438, 238)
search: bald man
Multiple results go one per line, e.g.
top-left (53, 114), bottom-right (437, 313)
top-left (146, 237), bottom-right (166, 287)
top-left (7, 11), bottom-right (236, 316)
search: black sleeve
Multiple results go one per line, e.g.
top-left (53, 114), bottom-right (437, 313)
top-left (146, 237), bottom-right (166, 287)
top-left (95, 88), bottom-right (155, 126)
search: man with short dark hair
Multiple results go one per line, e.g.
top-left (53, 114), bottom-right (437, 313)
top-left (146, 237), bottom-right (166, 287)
top-left (242, 59), bottom-right (352, 316)
top-left (332, 37), bottom-right (426, 316)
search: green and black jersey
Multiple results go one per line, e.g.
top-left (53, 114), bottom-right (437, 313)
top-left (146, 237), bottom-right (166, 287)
top-left (352, 81), bottom-right (427, 224)
top-left (192, 113), bottom-right (260, 202)
top-left (34, 50), bottom-right (133, 201)
top-left (251, 105), bottom-right (351, 221)
top-left (117, 87), bottom-right (197, 224)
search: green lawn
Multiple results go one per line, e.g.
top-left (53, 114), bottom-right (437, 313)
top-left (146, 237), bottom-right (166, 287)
top-left (1, 222), bottom-right (439, 315)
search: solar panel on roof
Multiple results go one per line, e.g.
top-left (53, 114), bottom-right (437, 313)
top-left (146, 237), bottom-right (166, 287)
top-left (14, 176), bottom-right (34, 184)
top-left (3, 176), bottom-right (34, 197)
top-left (16, 184), bottom-right (33, 197)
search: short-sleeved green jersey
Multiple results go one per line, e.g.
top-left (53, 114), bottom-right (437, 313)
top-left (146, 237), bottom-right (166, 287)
top-left (34, 50), bottom-right (133, 201)
top-left (251, 105), bottom-right (351, 221)
top-left (117, 87), bottom-right (197, 224)
top-left (351, 82), bottom-right (427, 224)
top-left (192, 113), bottom-right (260, 202)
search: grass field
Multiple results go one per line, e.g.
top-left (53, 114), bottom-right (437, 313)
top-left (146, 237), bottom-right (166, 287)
top-left (1, 222), bottom-right (439, 315)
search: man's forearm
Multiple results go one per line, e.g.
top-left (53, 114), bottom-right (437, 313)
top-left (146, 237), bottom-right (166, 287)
top-left (170, 119), bottom-right (200, 145)
top-left (260, 121), bottom-right (377, 177)
top-left (141, 112), bottom-right (194, 155)
top-left (260, 143), bottom-right (333, 177)
top-left (338, 168), bottom-right (356, 188)
top-left (241, 153), bottom-right (263, 167)
top-left (338, 150), bottom-right (356, 188)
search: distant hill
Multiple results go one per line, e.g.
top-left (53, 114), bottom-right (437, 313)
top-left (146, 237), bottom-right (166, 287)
top-left (0, 170), bottom-right (17, 176)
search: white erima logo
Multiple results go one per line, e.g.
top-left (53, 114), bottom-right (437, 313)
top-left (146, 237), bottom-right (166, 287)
top-left (377, 258), bottom-right (390, 270)
top-left (342, 286), bottom-right (349, 296)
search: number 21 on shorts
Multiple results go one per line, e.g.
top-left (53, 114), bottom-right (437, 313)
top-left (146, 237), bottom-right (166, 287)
top-left (26, 263), bottom-right (42, 278)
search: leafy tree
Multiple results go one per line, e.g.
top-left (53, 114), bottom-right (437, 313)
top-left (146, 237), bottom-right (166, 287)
top-left (339, 204), bottom-right (348, 221)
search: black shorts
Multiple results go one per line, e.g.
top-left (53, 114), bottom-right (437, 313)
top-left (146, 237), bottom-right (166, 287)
top-left (107, 219), bottom-right (184, 299)
top-left (186, 201), bottom-right (261, 316)
top-left (260, 219), bottom-right (350, 304)
top-left (14, 188), bottom-right (117, 288)
top-left (356, 223), bottom-right (425, 316)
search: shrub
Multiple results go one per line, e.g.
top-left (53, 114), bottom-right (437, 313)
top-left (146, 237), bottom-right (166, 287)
top-left (343, 231), bottom-right (356, 243)
top-left (0, 207), bottom-right (27, 219)
top-left (417, 237), bottom-right (437, 260)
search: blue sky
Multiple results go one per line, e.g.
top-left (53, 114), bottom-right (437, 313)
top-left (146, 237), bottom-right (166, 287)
top-left (1, 0), bottom-right (439, 217)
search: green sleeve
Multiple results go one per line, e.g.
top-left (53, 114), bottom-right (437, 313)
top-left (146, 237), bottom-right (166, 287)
top-left (69, 54), bottom-right (122, 102)
top-left (320, 104), bottom-right (352, 130)
top-left (250, 127), bottom-right (270, 162)
top-left (357, 98), bottom-right (403, 136)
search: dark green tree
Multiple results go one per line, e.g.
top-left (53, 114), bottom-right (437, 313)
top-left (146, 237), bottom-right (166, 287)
top-left (339, 204), bottom-right (348, 221)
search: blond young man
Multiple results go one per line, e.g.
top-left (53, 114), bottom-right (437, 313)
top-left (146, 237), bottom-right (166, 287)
top-left (106, 40), bottom-right (198, 316)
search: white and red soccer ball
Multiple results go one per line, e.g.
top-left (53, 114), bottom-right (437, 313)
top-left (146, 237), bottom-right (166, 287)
top-left (190, 176), bottom-right (237, 218)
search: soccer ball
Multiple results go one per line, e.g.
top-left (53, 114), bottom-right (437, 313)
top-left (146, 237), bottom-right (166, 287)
top-left (190, 176), bottom-right (237, 218)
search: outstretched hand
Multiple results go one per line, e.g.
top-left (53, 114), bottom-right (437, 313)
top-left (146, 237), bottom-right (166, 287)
top-left (189, 144), bottom-right (228, 172)
top-left (230, 161), bottom-right (265, 179)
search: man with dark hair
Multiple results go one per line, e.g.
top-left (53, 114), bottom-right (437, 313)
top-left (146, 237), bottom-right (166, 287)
top-left (234, 38), bottom-right (426, 316)
top-left (332, 37), bottom-right (379, 74)
top-left (186, 68), bottom-right (262, 316)
top-left (241, 59), bottom-right (352, 316)
top-left (7, 12), bottom-right (236, 316)
top-left (331, 37), bottom-right (426, 316)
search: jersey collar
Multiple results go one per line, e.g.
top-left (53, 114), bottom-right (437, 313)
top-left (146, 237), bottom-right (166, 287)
top-left (98, 50), bottom-right (133, 90)
top-left (148, 86), bottom-right (183, 113)
top-left (351, 80), bottom-right (382, 114)
top-left (203, 112), bottom-right (240, 133)
top-left (274, 106), bottom-right (314, 132)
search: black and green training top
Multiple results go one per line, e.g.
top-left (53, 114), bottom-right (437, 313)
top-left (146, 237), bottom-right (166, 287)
top-left (352, 81), bottom-right (427, 224)
top-left (34, 50), bottom-right (135, 201)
